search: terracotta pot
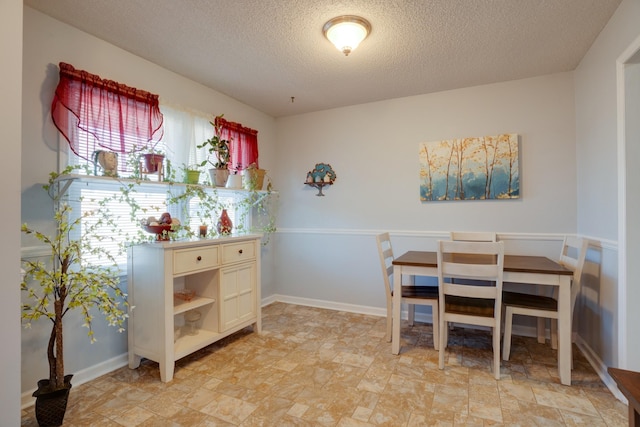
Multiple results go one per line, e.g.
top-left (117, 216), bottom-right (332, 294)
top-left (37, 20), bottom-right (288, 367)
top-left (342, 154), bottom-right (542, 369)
top-left (242, 168), bottom-right (266, 191)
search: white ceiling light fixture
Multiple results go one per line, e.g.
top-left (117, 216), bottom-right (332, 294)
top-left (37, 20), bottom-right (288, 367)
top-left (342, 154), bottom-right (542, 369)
top-left (323, 15), bottom-right (371, 56)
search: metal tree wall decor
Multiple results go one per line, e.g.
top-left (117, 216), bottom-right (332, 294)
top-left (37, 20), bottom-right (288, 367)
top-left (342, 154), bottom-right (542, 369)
top-left (419, 133), bottom-right (519, 201)
top-left (304, 163), bottom-right (336, 196)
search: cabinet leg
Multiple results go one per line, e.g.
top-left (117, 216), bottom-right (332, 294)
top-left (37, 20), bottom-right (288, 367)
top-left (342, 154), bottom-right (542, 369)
top-left (128, 354), bottom-right (141, 369)
top-left (159, 360), bottom-right (174, 382)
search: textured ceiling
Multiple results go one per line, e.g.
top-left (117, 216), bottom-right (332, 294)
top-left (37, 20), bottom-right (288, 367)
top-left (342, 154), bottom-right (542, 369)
top-left (24, 0), bottom-right (621, 118)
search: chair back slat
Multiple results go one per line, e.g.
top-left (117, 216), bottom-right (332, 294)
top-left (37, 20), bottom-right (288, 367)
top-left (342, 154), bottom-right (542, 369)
top-left (450, 231), bottom-right (497, 242)
top-left (437, 240), bottom-right (505, 302)
top-left (558, 236), bottom-right (588, 315)
top-left (443, 282), bottom-right (499, 299)
top-left (376, 233), bottom-right (394, 299)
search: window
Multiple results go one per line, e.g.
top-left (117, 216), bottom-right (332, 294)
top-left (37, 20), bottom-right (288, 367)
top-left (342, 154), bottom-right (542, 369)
top-left (63, 104), bottom-right (251, 269)
top-left (52, 64), bottom-right (261, 269)
top-left (67, 180), bottom-right (170, 267)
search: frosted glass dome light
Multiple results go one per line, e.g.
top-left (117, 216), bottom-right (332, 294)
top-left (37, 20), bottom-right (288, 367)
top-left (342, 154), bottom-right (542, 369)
top-left (323, 16), bottom-right (371, 56)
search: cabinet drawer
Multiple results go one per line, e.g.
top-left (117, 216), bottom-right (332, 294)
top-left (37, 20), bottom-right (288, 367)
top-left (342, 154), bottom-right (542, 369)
top-left (173, 247), bottom-right (219, 275)
top-left (221, 241), bottom-right (256, 265)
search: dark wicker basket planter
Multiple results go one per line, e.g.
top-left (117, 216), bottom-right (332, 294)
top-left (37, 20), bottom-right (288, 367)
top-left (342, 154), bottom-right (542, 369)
top-left (33, 375), bottom-right (73, 427)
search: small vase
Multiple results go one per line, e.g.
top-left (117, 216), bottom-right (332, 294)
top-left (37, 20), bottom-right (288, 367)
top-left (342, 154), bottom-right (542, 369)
top-left (217, 209), bottom-right (232, 235)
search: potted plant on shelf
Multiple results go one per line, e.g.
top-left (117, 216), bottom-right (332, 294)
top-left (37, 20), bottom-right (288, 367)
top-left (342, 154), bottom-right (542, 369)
top-left (242, 162), bottom-right (267, 191)
top-left (181, 164), bottom-right (201, 184)
top-left (140, 146), bottom-right (165, 174)
top-left (21, 174), bottom-right (128, 426)
top-left (197, 114), bottom-right (230, 187)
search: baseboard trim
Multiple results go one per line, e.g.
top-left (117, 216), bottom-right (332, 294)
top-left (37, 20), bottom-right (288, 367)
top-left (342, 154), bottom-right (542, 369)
top-left (574, 335), bottom-right (626, 403)
top-left (267, 294), bottom-right (387, 318)
top-left (21, 353), bottom-right (129, 410)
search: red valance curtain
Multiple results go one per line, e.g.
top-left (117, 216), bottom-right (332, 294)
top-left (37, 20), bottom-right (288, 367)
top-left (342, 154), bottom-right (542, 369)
top-left (215, 116), bottom-right (259, 171)
top-left (51, 62), bottom-right (164, 161)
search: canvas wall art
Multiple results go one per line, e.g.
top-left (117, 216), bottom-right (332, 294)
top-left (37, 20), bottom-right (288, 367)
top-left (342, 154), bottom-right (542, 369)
top-left (419, 133), bottom-right (519, 201)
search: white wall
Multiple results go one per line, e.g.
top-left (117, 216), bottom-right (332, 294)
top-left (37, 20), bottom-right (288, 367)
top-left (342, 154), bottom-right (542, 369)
top-left (21, 6), bottom-right (277, 398)
top-left (1, 0), bottom-right (23, 423)
top-left (574, 0), bottom-right (640, 371)
top-left (273, 73), bottom-right (577, 309)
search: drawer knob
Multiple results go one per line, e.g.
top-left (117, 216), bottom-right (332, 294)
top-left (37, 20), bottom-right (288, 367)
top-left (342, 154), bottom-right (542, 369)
top-left (238, 249), bottom-right (243, 254)
top-left (197, 256), bottom-right (202, 261)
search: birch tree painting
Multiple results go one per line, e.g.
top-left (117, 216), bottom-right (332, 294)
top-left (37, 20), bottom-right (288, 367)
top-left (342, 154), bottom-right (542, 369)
top-left (419, 133), bottom-right (519, 201)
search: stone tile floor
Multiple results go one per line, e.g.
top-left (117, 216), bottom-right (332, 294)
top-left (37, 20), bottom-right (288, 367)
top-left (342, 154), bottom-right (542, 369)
top-left (22, 302), bottom-right (628, 426)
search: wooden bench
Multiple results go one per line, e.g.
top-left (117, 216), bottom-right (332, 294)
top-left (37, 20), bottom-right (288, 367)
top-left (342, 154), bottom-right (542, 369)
top-left (609, 367), bottom-right (640, 426)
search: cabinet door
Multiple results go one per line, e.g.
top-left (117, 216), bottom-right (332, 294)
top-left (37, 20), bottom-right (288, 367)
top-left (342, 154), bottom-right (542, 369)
top-left (220, 262), bottom-right (256, 331)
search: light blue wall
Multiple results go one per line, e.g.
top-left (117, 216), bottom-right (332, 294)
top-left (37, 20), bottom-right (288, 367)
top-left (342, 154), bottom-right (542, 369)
top-left (574, 0), bottom-right (640, 371)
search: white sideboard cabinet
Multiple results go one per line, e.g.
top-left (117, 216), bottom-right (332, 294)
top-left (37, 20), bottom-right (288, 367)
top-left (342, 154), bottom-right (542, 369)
top-left (127, 234), bottom-right (262, 382)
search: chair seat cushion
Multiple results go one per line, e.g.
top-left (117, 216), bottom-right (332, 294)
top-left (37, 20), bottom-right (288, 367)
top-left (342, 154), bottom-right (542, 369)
top-left (397, 285), bottom-right (439, 299)
top-left (445, 295), bottom-right (494, 317)
top-left (503, 291), bottom-right (557, 311)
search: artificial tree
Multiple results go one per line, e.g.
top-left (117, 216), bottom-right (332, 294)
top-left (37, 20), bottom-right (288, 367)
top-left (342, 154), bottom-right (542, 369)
top-left (21, 172), bottom-right (128, 424)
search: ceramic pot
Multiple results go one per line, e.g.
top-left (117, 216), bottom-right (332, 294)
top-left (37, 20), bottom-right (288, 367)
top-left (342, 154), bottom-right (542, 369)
top-left (217, 209), bottom-right (232, 235)
top-left (185, 170), bottom-right (200, 184)
top-left (225, 174), bottom-right (243, 189)
top-left (209, 168), bottom-right (230, 187)
top-left (93, 150), bottom-right (118, 177)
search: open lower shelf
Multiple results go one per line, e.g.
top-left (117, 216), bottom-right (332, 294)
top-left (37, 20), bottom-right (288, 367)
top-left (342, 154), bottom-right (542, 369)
top-left (174, 329), bottom-right (219, 359)
top-left (173, 295), bottom-right (216, 315)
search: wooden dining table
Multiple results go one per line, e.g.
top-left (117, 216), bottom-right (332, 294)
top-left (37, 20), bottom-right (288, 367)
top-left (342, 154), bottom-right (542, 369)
top-left (391, 250), bottom-right (575, 385)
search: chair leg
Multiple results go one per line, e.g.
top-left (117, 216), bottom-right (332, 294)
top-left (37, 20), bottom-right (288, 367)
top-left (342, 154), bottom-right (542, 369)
top-left (408, 304), bottom-right (415, 326)
top-left (493, 322), bottom-right (501, 380)
top-left (503, 306), bottom-right (514, 361)
top-left (438, 314), bottom-right (446, 370)
top-left (432, 303), bottom-right (439, 350)
top-left (386, 302), bottom-right (392, 343)
top-left (550, 318), bottom-right (558, 349)
top-left (537, 318), bottom-right (546, 344)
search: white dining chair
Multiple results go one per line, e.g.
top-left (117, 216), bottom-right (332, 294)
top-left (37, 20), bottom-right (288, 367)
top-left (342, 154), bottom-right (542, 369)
top-left (450, 231), bottom-right (497, 242)
top-left (437, 240), bottom-right (505, 380)
top-left (376, 233), bottom-right (439, 348)
top-left (502, 236), bottom-right (588, 360)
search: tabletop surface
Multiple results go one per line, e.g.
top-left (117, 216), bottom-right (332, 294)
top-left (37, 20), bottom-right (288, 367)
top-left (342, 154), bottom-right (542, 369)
top-left (393, 250), bottom-right (573, 275)
top-left (608, 367), bottom-right (640, 410)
